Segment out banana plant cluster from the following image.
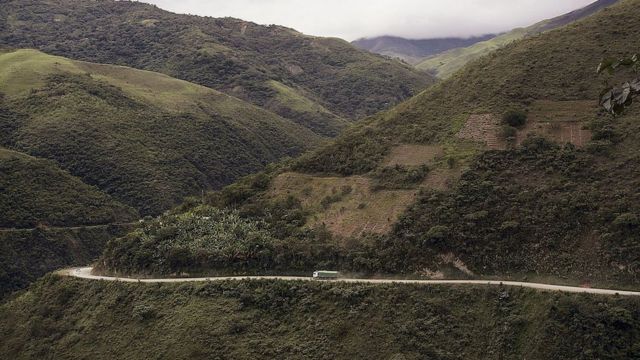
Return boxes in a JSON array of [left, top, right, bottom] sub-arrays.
[[598, 54, 640, 115]]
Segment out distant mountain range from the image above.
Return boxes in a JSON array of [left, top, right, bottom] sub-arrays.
[[351, 34, 496, 64], [354, 0, 619, 77]]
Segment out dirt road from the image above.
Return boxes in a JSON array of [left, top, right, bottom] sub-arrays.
[[63, 267, 640, 297]]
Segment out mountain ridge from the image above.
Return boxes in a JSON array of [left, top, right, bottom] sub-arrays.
[[417, 0, 620, 77], [0, 0, 435, 134], [352, 34, 497, 64]]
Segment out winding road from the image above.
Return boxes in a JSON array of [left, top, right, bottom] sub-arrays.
[[63, 267, 640, 297]]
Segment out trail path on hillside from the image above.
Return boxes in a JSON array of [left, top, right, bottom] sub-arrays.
[[63, 267, 640, 297], [0, 223, 137, 233]]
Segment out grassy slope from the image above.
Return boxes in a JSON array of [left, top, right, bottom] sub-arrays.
[[1, 276, 640, 359], [0, 49, 320, 216], [0, 144, 138, 297], [416, 0, 619, 78], [416, 29, 527, 78], [0, 0, 434, 135], [0, 147, 137, 228], [266, 80, 350, 137], [298, 0, 639, 173]]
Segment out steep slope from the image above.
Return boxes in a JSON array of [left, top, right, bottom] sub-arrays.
[[0, 49, 320, 216], [352, 34, 496, 64], [0, 145, 138, 298], [0, 147, 137, 229], [2, 276, 640, 359], [417, 0, 619, 78], [288, 0, 640, 284], [0, 224, 134, 298], [0, 0, 434, 135], [101, 0, 640, 287]]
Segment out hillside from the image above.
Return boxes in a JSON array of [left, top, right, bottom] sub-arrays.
[[0, 0, 434, 135], [0, 49, 320, 216], [1, 276, 639, 359], [417, 0, 619, 78], [0, 145, 137, 297], [352, 34, 496, 64], [99, 0, 640, 288], [0, 225, 134, 298], [0, 147, 137, 229]]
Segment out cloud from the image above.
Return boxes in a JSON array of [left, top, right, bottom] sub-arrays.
[[143, 0, 597, 40]]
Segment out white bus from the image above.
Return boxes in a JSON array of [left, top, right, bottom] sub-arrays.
[[313, 271, 339, 279]]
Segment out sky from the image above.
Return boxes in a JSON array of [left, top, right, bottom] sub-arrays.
[[143, 0, 597, 41]]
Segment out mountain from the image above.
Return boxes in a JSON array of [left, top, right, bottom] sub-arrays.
[[99, 0, 640, 288], [0, 47, 324, 296], [0, 147, 137, 229], [352, 34, 496, 64], [3, 0, 640, 357], [0, 0, 435, 135], [0, 49, 320, 216], [0, 145, 137, 297], [417, 0, 620, 78]]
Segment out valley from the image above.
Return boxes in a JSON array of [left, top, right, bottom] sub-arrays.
[[1, 0, 640, 358]]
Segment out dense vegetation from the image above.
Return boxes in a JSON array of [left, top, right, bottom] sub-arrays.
[[0, 224, 133, 298], [100, 206, 280, 275], [2, 277, 640, 359], [0, 148, 137, 228], [391, 136, 640, 284], [0, 0, 434, 135], [0, 50, 319, 216]]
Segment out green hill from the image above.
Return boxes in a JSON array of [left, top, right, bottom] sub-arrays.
[[0, 145, 138, 297], [0, 0, 434, 136], [416, 0, 619, 78], [2, 276, 640, 359], [0, 49, 320, 216], [100, 0, 640, 287], [0, 147, 137, 229]]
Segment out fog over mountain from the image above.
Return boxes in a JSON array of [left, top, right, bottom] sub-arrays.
[[145, 0, 595, 40]]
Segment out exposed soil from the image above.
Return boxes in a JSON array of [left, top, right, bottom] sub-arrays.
[[456, 114, 504, 150], [269, 172, 416, 238], [384, 144, 444, 166]]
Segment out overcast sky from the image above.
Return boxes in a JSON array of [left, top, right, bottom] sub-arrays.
[[144, 0, 596, 41]]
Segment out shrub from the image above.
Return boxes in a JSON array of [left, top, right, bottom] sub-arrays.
[[132, 304, 156, 321], [613, 213, 639, 228], [425, 226, 449, 244], [501, 125, 518, 140], [372, 165, 429, 190], [502, 110, 528, 128]]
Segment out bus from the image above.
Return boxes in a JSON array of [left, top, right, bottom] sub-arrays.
[[313, 271, 340, 279]]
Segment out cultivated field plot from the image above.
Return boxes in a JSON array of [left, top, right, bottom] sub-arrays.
[[516, 100, 596, 147], [456, 114, 504, 149], [269, 172, 417, 238], [384, 144, 444, 166]]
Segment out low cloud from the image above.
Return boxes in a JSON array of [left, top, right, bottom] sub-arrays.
[[144, 0, 597, 41]]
